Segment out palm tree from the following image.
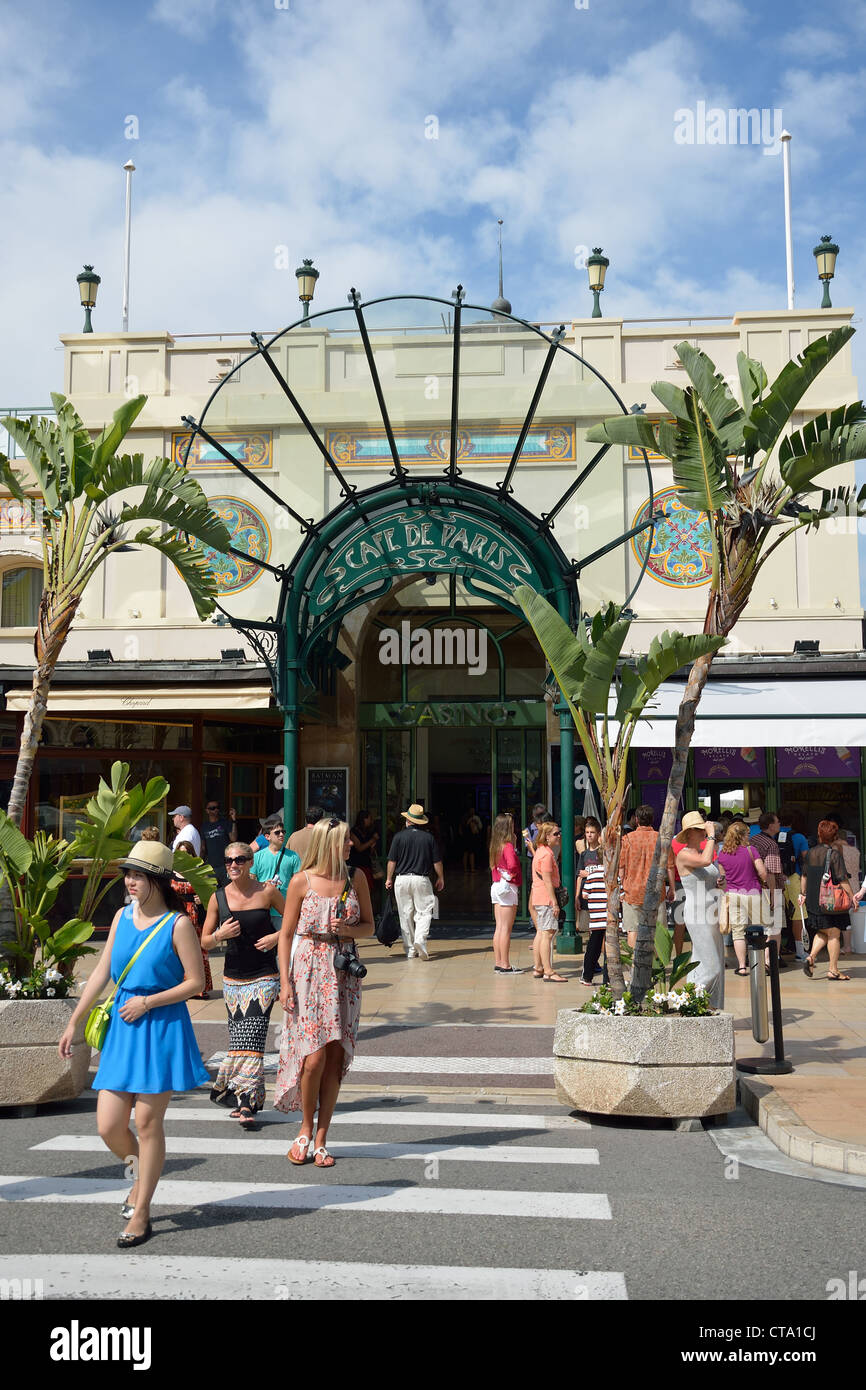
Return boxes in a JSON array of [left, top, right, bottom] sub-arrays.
[[585, 328, 866, 1000], [0, 393, 232, 826], [514, 589, 723, 995]]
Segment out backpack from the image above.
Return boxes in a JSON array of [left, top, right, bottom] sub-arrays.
[[776, 829, 797, 878]]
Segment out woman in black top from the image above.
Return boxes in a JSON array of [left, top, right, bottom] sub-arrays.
[[348, 809, 379, 895], [797, 819, 853, 981], [201, 841, 286, 1125]]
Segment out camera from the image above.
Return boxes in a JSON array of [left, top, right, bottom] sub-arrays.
[[333, 942, 367, 978]]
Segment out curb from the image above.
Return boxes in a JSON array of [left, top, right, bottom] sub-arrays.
[[739, 1076, 866, 1177]]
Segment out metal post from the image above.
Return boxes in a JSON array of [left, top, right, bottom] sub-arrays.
[[557, 707, 577, 952], [282, 660, 300, 832], [738, 930, 794, 1074], [121, 161, 135, 332], [781, 131, 794, 310]]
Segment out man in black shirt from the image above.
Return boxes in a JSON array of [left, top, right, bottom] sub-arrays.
[[386, 803, 444, 960], [201, 800, 237, 886]]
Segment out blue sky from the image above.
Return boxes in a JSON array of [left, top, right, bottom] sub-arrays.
[[2, 0, 865, 404]]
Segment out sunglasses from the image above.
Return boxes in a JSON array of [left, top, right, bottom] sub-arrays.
[[270, 827, 284, 834], [328, 817, 340, 829], [206, 805, 219, 811], [225, 855, 252, 865]]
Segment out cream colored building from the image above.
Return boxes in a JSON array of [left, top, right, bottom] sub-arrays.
[[1, 301, 863, 918]]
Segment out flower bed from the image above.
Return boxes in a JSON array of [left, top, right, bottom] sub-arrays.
[[580, 981, 714, 1017]]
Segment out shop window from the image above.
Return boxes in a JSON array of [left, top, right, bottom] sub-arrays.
[[42, 718, 192, 751], [1, 566, 42, 628], [36, 756, 191, 839], [203, 721, 281, 754], [0, 715, 17, 751], [502, 630, 546, 697]]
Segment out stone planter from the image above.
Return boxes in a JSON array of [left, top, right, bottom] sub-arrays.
[[553, 1009, 736, 1119], [0, 999, 92, 1107]]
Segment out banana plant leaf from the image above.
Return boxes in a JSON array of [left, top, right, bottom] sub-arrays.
[[654, 918, 672, 969], [777, 403, 866, 495], [578, 620, 632, 713], [743, 326, 854, 457], [675, 343, 744, 438], [737, 351, 768, 414], [670, 952, 699, 988], [0, 813, 34, 876], [584, 414, 662, 453], [670, 394, 732, 511], [48, 918, 95, 954], [172, 852, 218, 907]]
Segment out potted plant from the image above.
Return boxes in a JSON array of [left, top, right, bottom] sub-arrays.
[[552, 922, 735, 1119], [0, 762, 216, 1107]]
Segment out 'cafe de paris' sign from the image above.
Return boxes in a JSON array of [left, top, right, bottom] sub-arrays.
[[307, 506, 544, 615]]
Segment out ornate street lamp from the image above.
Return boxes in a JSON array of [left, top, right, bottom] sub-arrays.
[[76, 264, 101, 333], [587, 247, 609, 318], [295, 258, 320, 321], [813, 235, 839, 309]]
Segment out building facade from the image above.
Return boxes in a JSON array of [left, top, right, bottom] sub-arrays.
[[1, 301, 862, 924]]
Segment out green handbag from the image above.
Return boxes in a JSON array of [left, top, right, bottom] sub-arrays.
[[84, 913, 173, 1050]]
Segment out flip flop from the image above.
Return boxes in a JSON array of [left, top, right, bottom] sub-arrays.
[[543, 973, 568, 983], [827, 972, 851, 981], [803, 959, 814, 978], [287, 1135, 312, 1164], [313, 1146, 335, 1167], [734, 968, 749, 976]]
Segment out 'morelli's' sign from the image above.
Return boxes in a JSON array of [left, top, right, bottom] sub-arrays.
[[308, 507, 540, 614]]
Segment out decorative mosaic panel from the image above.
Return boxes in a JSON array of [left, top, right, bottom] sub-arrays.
[[172, 430, 272, 471], [188, 497, 271, 594], [630, 485, 713, 588], [325, 422, 576, 467]]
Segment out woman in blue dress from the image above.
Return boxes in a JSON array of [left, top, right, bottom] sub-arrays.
[[58, 841, 209, 1248]]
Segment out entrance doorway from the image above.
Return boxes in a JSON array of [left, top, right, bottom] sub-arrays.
[[428, 726, 492, 919]]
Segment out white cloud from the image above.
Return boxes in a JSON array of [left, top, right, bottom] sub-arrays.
[[150, 0, 228, 41], [688, 0, 749, 34], [779, 26, 847, 62]]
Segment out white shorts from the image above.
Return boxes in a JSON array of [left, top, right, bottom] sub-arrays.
[[491, 880, 519, 907]]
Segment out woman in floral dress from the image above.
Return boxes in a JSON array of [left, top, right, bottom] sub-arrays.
[[274, 819, 374, 1168]]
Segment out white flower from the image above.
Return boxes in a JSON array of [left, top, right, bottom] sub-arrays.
[[46, 988, 56, 997], [613, 999, 626, 1016], [44, 968, 63, 984]]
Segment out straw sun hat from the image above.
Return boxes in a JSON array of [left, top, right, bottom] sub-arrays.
[[402, 803, 429, 825], [118, 841, 175, 878]]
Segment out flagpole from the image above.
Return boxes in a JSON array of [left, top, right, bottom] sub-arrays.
[[780, 131, 794, 310], [122, 160, 135, 332]]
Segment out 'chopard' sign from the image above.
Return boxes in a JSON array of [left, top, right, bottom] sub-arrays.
[[307, 507, 540, 614]]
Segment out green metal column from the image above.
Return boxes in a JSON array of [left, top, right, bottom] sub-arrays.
[[766, 746, 777, 813], [281, 658, 301, 833], [557, 703, 578, 953]]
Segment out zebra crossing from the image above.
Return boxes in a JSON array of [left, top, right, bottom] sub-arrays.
[[0, 1095, 628, 1299]]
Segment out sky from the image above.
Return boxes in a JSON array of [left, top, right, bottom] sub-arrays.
[[1, 0, 865, 406]]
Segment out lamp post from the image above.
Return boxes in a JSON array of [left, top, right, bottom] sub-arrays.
[[813, 235, 839, 309], [587, 247, 609, 318], [76, 265, 101, 333], [295, 258, 320, 321]]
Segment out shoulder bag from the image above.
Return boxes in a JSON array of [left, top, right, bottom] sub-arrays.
[[84, 912, 173, 1051], [818, 849, 853, 914]]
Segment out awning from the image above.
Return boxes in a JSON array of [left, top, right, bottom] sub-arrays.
[[4, 684, 274, 713], [615, 679, 866, 748]]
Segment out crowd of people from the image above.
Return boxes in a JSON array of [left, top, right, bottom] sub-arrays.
[[56, 793, 859, 1251]]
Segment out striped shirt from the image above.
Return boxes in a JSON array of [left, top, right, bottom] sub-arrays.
[[582, 863, 610, 930]]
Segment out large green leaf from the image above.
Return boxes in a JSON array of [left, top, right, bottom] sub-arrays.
[[87, 454, 231, 548], [737, 351, 768, 413], [115, 490, 231, 550], [47, 918, 96, 954], [1, 415, 62, 508], [743, 327, 855, 457], [172, 852, 218, 907], [0, 811, 34, 877], [578, 620, 631, 713], [513, 587, 587, 722], [128, 531, 220, 620], [651, 381, 691, 424], [670, 391, 731, 511], [635, 631, 726, 699], [670, 952, 699, 987], [51, 395, 94, 499], [654, 918, 672, 968], [675, 342, 744, 436], [584, 414, 663, 453], [89, 394, 148, 475], [777, 403, 866, 495]]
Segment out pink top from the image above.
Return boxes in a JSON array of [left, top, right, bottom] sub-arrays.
[[530, 844, 560, 906], [492, 842, 522, 887], [717, 844, 763, 894]]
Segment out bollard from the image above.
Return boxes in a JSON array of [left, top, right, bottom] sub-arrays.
[[737, 926, 794, 1076], [746, 925, 769, 1043]]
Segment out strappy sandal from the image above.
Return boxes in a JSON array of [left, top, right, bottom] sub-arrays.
[[543, 973, 568, 983], [287, 1134, 312, 1164], [231, 1104, 256, 1129], [827, 971, 851, 981], [532, 968, 545, 978], [313, 1146, 335, 1168]]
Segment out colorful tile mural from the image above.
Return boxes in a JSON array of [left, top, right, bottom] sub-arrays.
[[172, 431, 273, 471], [630, 485, 713, 588], [188, 497, 271, 594], [325, 423, 576, 468]]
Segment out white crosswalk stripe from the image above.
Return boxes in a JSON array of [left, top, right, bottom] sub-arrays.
[[0, 1174, 611, 1219], [0, 1254, 628, 1301], [3, 1098, 626, 1297], [205, 1052, 555, 1075], [33, 1135, 601, 1165]]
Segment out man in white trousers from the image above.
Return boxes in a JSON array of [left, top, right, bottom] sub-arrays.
[[385, 803, 445, 959]]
